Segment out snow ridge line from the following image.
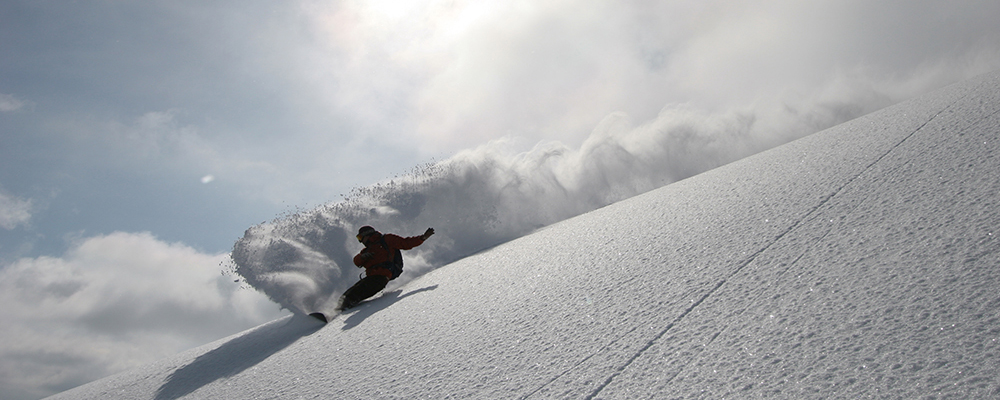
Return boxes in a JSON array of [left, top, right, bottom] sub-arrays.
[[527, 195, 826, 399], [580, 98, 960, 399], [653, 228, 834, 389], [582, 246, 768, 400]]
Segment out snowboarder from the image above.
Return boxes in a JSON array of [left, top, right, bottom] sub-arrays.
[[338, 225, 435, 310]]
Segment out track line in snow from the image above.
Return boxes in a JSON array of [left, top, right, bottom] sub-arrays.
[[581, 96, 964, 399], [582, 247, 768, 399], [651, 227, 837, 389]]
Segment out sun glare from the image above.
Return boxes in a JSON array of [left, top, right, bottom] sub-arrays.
[[329, 0, 498, 51], [362, 0, 423, 25]]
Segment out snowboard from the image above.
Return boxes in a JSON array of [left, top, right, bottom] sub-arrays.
[[306, 297, 365, 323], [308, 312, 328, 323]]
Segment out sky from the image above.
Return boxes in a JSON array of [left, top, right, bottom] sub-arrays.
[[44, 69, 1000, 399], [2, 0, 1000, 399]]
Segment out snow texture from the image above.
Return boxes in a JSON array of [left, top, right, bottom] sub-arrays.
[[49, 71, 1000, 399]]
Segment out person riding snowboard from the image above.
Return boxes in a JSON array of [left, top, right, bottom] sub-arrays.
[[339, 225, 435, 310]]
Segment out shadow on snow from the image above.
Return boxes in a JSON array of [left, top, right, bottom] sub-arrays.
[[154, 314, 324, 400], [341, 285, 439, 331], [153, 284, 438, 399]]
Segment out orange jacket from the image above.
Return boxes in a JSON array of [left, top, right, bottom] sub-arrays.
[[353, 232, 426, 278]]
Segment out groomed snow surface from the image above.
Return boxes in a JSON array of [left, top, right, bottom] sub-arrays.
[[50, 71, 1000, 399]]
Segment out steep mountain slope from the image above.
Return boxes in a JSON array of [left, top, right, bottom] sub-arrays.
[[50, 70, 1000, 399]]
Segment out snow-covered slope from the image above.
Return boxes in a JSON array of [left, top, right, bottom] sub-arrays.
[[49, 71, 1000, 399]]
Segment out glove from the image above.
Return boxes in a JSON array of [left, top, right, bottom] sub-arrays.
[[359, 252, 374, 261], [422, 228, 435, 240]]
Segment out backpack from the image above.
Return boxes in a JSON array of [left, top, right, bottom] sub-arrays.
[[376, 236, 404, 280]]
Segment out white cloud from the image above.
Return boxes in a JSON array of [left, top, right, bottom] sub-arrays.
[[0, 190, 33, 230], [293, 0, 1000, 158], [0, 232, 287, 400], [0, 93, 29, 112]]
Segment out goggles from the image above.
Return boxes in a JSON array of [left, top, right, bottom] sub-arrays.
[[357, 232, 374, 242]]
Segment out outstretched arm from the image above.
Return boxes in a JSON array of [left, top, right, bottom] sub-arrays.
[[385, 228, 435, 250]]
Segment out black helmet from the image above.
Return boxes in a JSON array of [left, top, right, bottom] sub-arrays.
[[356, 226, 377, 242]]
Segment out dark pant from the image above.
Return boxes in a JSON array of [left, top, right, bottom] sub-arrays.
[[341, 275, 389, 308]]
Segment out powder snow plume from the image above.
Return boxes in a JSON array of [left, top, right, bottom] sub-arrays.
[[229, 73, 959, 314]]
